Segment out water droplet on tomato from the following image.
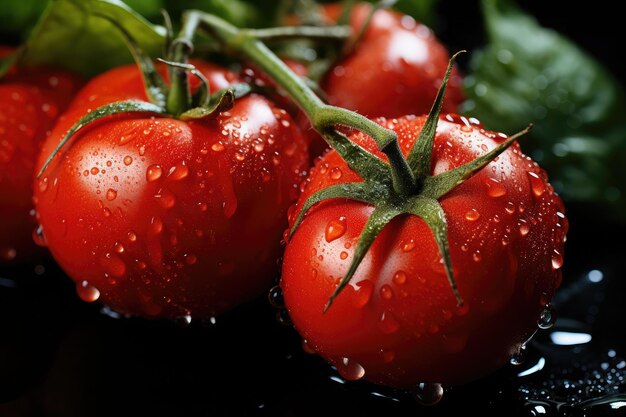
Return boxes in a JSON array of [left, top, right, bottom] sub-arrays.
[[212, 143, 225, 152], [167, 162, 189, 181], [106, 189, 117, 201], [337, 357, 365, 381], [510, 345, 527, 365], [393, 270, 407, 285], [38, 177, 49, 193], [127, 231, 137, 242], [329, 167, 342, 180], [176, 315, 192, 327], [146, 165, 162, 182], [268, 285, 284, 308], [501, 235, 510, 246], [402, 239, 416, 252], [340, 251, 348, 260], [325, 216, 347, 242], [472, 251, 482, 262], [412, 383, 444, 406], [465, 209, 481, 221], [123, 156, 133, 166], [505, 201, 516, 214], [527, 171, 546, 197], [150, 216, 163, 235], [302, 339, 315, 354], [551, 249, 563, 270], [32, 225, 47, 247], [378, 311, 400, 334], [485, 177, 507, 197], [538, 303, 556, 330], [101, 253, 126, 277], [76, 280, 100, 302], [276, 308, 292, 326], [380, 284, 394, 300], [154, 190, 176, 209], [114, 242, 125, 254], [354, 280, 373, 308], [519, 221, 530, 237]]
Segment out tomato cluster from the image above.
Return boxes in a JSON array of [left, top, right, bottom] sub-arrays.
[[0, 1, 567, 391]]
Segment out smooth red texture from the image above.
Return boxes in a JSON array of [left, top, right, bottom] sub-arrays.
[[281, 114, 567, 387], [34, 62, 309, 318], [0, 47, 82, 263]]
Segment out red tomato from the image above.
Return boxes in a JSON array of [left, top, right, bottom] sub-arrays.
[[281, 114, 567, 387], [0, 47, 82, 263], [322, 3, 464, 117], [34, 61, 309, 319]]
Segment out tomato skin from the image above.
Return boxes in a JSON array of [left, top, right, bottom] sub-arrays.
[[34, 62, 309, 318], [0, 47, 82, 263], [281, 115, 567, 386]]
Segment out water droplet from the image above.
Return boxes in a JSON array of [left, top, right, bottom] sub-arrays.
[[167, 162, 189, 181], [528, 171, 546, 197], [329, 167, 342, 180], [211, 143, 225, 152], [268, 285, 284, 308], [154, 190, 176, 209], [485, 177, 507, 197], [127, 231, 137, 242], [114, 242, 125, 254], [505, 201, 516, 214], [538, 304, 556, 330], [337, 357, 365, 381], [254, 142, 265, 152], [106, 189, 117, 201], [325, 217, 347, 242], [380, 284, 394, 300], [465, 208, 481, 221], [32, 225, 47, 247], [38, 177, 49, 193], [519, 220, 530, 237], [412, 382, 444, 406], [501, 235, 510, 246], [402, 239, 416, 252], [123, 156, 133, 166], [340, 251, 348, 260], [176, 315, 192, 327], [378, 311, 400, 334], [354, 280, 373, 308], [302, 339, 315, 354], [510, 345, 527, 365], [146, 165, 162, 182], [76, 280, 100, 302], [393, 270, 407, 285], [150, 216, 163, 235], [472, 251, 482, 262], [101, 253, 126, 277], [275, 308, 292, 326], [551, 249, 563, 270]]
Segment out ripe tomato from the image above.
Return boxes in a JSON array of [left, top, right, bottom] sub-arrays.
[[34, 61, 309, 319], [281, 114, 567, 387], [0, 47, 82, 263], [322, 3, 464, 117]]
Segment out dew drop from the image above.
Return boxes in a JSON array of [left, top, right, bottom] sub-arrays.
[[337, 357, 365, 381], [393, 270, 407, 285], [154, 190, 176, 209], [510, 345, 527, 365], [176, 315, 192, 327], [528, 171, 546, 197], [146, 165, 162, 182], [106, 189, 117, 201], [325, 216, 347, 242], [38, 177, 49, 193], [412, 383, 444, 406], [380, 284, 394, 300], [101, 253, 126, 278], [340, 251, 348, 260], [551, 249, 563, 270], [472, 251, 482, 262], [32, 225, 47, 247], [402, 239, 416, 252], [538, 303, 556, 330], [505, 201, 516, 214], [268, 285, 284, 308], [123, 156, 133, 166], [354, 280, 373, 308], [76, 280, 100, 302], [378, 311, 400, 334], [329, 167, 343, 180], [127, 231, 137, 242], [150, 216, 163, 235], [465, 208, 481, 221], [302, 339, 315, 354], [167, 162, 189, 181], [485, 177, 507, 197], [519, 221, 530, 237], [211, 143, 225, 152]]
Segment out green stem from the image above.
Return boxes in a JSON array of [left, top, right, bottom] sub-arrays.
[[193, 11, 415, 195], [166, 11, 201, 115], [250, 25, 351, 42]]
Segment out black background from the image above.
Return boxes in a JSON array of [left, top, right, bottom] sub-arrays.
[[1, 1, 625, 416]]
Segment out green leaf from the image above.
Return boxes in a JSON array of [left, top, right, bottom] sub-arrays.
[[463, 0, 626, 220], [0, 0, 48, 37], [19, 0, 166, 77], [167, 0, 261, 27]]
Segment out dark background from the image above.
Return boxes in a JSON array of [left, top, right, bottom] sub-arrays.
[[1, 1, 625, 416]]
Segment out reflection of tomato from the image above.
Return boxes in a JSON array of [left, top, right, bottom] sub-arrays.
[[34, 61, 309, 319], [0, 46, 82, 263], [282, 114, 567, 387]]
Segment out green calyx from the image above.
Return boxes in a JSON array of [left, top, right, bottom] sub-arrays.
[[289, 52, 532, 312]]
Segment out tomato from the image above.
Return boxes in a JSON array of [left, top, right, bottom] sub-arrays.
[[322, 3, 464, 118], [0, 47, 82, 263], [34, 61, 309, 319], [281, 114, 567, 387]]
